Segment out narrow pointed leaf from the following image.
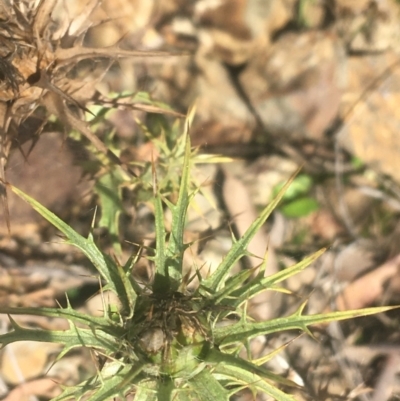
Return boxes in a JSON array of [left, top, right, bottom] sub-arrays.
[[0, 323, 119, 354], [202, 172, 299, 293], [0, 306, 124, 337], [165, 132, 192, 287], [95, 171, 124, 257], [214, 305, 398, 346], [51, 379, 94, 401], [213, 363, 297, 401], [211, 269, 254, 305], [253, 336, 300, 366], [231, 248, 326, 304], [204, 348, 297, 389], [8, 184, 132, 315], [153, 162, 168, 291], [116, 263, 137, 318], [53, 364, 137, 401]]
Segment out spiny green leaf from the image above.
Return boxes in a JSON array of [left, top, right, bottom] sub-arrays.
[[116, 263, 137, 318], [8, 186, 106, 280], [211, 268, 254, 305], [153, 159, 168, 291], [231, 248, 326, 304], [164, 125, 192, 289], [201, 171, 299, 294], [123, 253, 145, 294], [0, 305, 124, 337], [213, 362, 297, 401], [254, 336, 300, 368], [204, 348, 297, 390], [51, 380, 93, 401], [0, 319, 119, 354], [52, 363, 136, 401], [214, 304, 399, 346], [95, 170, 124, 256], [8, 184, 133, 317]]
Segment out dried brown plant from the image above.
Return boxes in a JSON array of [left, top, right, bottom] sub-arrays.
[[0, 0, 172, 230]]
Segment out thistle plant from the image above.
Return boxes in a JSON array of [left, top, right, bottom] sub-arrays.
[[0, 114, 396, 400]]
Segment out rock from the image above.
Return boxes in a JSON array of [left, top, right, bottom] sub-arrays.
[[195, 0, 295, 65], [338, 51, 400, 182], [240, 30, 346, 140], [193, 54, 256, 145]]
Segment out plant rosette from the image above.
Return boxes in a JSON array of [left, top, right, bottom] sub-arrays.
[[0, 110, 397, 401]]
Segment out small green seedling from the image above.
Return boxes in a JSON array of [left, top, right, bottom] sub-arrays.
[[272, 174, 319, 218]]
